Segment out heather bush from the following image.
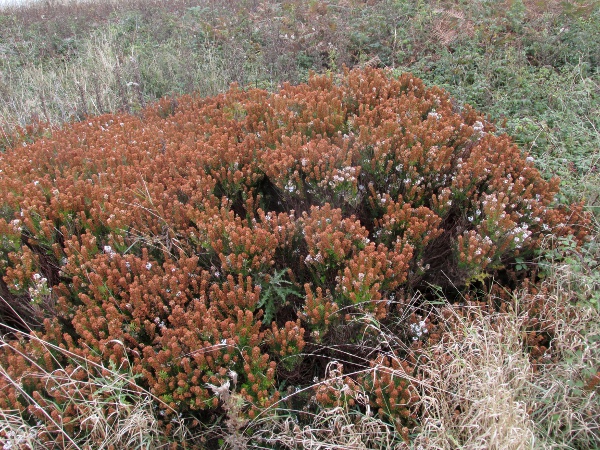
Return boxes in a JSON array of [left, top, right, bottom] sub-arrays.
[[0, 68, 589, 444], [2, 1, 598, 214]]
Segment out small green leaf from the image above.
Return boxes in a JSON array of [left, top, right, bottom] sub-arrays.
[[256, 269, 302, 323]]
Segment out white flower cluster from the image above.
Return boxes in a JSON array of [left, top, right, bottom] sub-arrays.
[[473, 120, 485, 135], [10, 219, 22, 232], [304, 252, 324, 265], [153, 316, 166, 330], [29, 273, 51, 305], [511, 223, 531, 248], [410, 320, 428, 341], [320, 166, 357, 190], [285, 179, 296, 193], [403, 175, 424, 186]]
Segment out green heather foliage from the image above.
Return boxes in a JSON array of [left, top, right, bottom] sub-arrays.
[[0, 68, 590, 445]]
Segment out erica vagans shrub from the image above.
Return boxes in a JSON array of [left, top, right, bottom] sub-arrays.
[[0, 68, 588, 439]]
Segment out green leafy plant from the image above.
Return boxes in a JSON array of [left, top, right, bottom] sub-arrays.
[[256, 269, 302, 324], [538, 233, 600, 310]]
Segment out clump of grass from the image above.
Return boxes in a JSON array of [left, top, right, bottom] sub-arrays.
[[414, 306, 537, 449], [251, 405, 405, 449], [411, 272, 600, 449], [528, 232, 600, 448]]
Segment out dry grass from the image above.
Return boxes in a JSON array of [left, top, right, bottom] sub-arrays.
[[0, 27, 229, 129], [0, 0, 240, 131], [532, 305, 600, 449], [0, 395, 166, 450], [411, 281, 600, 449], [0, 324, 194, 449], [0, 25, 122, 127], [527, 237, 600, 448], [432, 8, 475, 47], [251, 407, 404, 449], [414, 307, 537, 449]]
